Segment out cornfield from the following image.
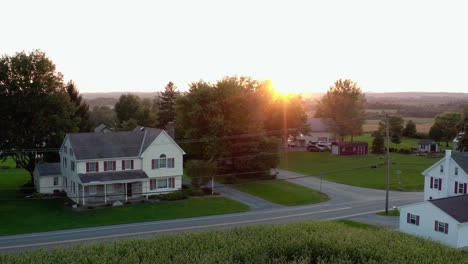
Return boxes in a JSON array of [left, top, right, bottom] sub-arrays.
[[1, 221, 467, 264]]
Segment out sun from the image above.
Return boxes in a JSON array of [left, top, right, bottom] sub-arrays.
[[264, 79, 302, 98]]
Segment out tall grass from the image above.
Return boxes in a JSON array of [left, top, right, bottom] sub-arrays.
[[2, 221, 467, 264]]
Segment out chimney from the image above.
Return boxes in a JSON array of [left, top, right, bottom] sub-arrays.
[[444, 150, 451, 179], [445, 150, 452, 158], [166, 121, 175, 139]]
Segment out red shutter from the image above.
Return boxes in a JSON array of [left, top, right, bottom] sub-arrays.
[[113, 161, 116, 171], [455, 182, 458, 194], [131, 160, 134, 169], [416, 215, 420, 226], [430, 177, 433, 189], [407, 213, 410, 223], [172, 177, 175, 188], [465, 183, 467, 194], [150, 179, 154, 190], [439, 179, 442, 191], [152, 159, 155, 169], [122, 160, 125, 170], [86, 163, 90, 172], [104, 161, 108, 171], [445, 223, 449, 234], [96, 162, 99, 172], [435, 220, 439, 231]]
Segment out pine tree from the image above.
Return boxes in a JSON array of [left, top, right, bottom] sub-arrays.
[[371, 131, 385, 154], [66, 81, 93, 132], [158, 82, 180, 128]]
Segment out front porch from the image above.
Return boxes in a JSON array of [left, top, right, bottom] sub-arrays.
[[80, 181, 145, 206]]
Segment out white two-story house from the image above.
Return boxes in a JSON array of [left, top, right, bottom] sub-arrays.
[[37, 126, 185, 206], [400, 150, 468, 248]]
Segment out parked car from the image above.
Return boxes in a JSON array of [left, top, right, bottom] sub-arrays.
[[307, 145, 326, 152], [287, 141, 296, 148], [316, 143, 331, 151]]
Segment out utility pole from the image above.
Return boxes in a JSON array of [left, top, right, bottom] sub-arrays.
[[385, 114, 390, 214]]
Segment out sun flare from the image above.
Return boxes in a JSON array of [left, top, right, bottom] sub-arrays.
[[264, 79, 302, 98]]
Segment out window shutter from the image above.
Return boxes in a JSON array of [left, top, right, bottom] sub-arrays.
[[104, 161, 108, 171], [172, 158, 175, 168], [445, 223, 449, 234], [151, 159, 155, 169], [150, 179, 154, 190], [455, 182, 458, 194], [407, 213, 410, 223], [113, 161, 116, 171], [131, 160, 134, 169], [96, 163, 99, 172], [172, 177, 175, 188], [465, 183, 467, 194], [122, 160, 125, 170], [416, 215, 420, 226], [435, 220, 439, 231], [439, 179, 442, 191], [430, 177, 433, 189], [86, 163, 90, 172]]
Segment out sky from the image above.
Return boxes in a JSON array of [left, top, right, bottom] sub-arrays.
[[2, 0, 468, 94]]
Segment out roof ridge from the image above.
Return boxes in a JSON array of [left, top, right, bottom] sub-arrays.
[[138, 130, 148, 156]]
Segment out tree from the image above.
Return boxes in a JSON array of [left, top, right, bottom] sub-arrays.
[[371, 131, 385, 154], [429, 125, 444, 143], [0, 50, 79, 181], [459, 131, 468, 152], [66, 81, 93, 132], [89, 106, 117, 127], [379, 115, 404, 147], [114, 94, 157, 129], [158, 82, 180, 128], [402, 120, 417, 138], [175, 76, 280, 178], [185, 160, 216, 189], [430, 112, 461, 147], [315, 79, 366, 141]]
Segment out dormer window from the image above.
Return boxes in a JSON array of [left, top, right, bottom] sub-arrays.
[[440, 165, 444, 173]]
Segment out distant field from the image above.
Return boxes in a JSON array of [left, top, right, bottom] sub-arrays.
[[363, 117, 433, 133]]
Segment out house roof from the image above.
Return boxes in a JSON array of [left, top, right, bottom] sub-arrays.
[[67, 129, 163, 160], [452, 153, 468, 175], [35, 163, 61, 176], [430, 195, 468, 223], [418, 139, 436, 145], [308, 118, 333, 132], [94, 123, 111, 133], [78, 170, 149, 184]]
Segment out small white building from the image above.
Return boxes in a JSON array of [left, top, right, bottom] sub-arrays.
[[295, 118, 335, 147], [400, 150, 468, 248], [33, 163, 62, 194], [418, 139, 439, 153]]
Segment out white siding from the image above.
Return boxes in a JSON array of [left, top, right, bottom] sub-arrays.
[[457, 224, 468, 248], [37, 176, 62, 194], [400, 202, 460, 248]]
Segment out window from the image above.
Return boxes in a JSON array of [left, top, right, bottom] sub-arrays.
[[72, 181, 76, 193], [455, 168, 459, 176], [87, 162, 98, 172], [440, 165, 444, 173], [406, 213, 420, 226], [89, 185, 97, 195], [107, 184, 114, 193], [71, 161, 75, 172], [157, 178, 168, 188], [63, 157, 67, 168], [123, 160, 133, 170], [65, 177, 68, 188], [159, 154, 167, 168], [104, 161, 116, 171], [435, 220, 448, 234], [431, 177, 442, 190], [53, 177, 59, 186], [459, 183, 465, 194], [455, 181, 467, 194]]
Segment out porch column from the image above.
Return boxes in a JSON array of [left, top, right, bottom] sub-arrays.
[[104, 184, 107, 204], [146, 180, 149, 200], [125, 182, 128, 202], [82, 185, 85, 206]]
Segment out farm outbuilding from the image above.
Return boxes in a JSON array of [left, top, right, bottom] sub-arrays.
[[331, 141, 368, 156], [418, 139, 439, 153]]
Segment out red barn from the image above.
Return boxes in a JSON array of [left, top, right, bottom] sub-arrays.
[[331, 141, 368, 156]]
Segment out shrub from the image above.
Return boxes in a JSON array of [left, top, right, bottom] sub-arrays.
[[157, 191, 187, 201], [188, 188, 205, 197], [27, 192, 48, 199], [398, 148, 412, 154]]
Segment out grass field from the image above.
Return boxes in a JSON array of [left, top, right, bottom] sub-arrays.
[[278, 152, 436, 191], [363, 117, 433, 133], [233, 180, 328, 206], [346, 132, 453, 150], [377, 209, 400, 217], [0, 159, 249, 236], [2, 221, 467, 263]]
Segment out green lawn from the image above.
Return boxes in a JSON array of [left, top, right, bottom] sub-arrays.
[[279, 152, 436, 191], [349, 133, 452, 150], [0, 159, 249, 236], [233, 180, 328, 206], [376, 209, 400, 217]]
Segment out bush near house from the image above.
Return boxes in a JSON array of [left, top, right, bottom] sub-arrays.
[[2, 221, 467, 263]]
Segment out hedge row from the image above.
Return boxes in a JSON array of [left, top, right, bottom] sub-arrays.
[[2, 221, 467, 263]]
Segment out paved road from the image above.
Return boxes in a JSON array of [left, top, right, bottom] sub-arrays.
[[212, 181, 283, 210], [0, 170, 423, 252]]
